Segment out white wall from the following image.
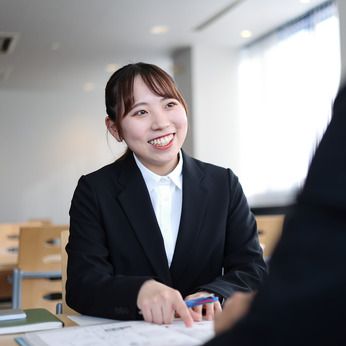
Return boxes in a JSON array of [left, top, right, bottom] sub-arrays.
[[0, 87, 120, 223], [191, 45, 241, 172], [172, 44, 242, 177], [172, 48, 194, 156], [0, 57, 171, 224]]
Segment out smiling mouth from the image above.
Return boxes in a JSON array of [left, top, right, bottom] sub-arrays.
[[148, 133, 174, 147]]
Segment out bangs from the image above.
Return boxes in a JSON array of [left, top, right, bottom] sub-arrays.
[[105, 62, 188, 126], [121, 66, 188, 117], [141, 72, 183, 105]]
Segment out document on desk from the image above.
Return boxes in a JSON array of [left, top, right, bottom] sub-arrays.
[[15, 319, 215, 346], [67, 314, 116, 326]]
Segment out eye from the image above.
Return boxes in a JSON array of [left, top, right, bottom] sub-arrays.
[[166, 101, 178, 108], [132, 109, 147, 116]]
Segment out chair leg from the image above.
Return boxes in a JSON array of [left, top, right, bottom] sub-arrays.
[[12, 268, 22, 309], [56, 302, 63, 314]]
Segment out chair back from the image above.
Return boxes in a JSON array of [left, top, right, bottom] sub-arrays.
[[0, 221, 53, 268], [0, 224, 20, 267], [18, 225, 66, 272], [0, 224, 20, 302], [14, 225, 68, 313], [256, 215, 285, 260], [26, 219, 52, 225]]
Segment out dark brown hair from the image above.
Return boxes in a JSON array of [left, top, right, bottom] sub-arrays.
[[105, 62, 188, 139]]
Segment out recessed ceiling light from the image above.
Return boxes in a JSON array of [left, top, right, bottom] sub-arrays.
[[83, 82, 95, 92], [150, 25, 169, 35], [105, 64, 119, 73], [240, 30, 252, 39]]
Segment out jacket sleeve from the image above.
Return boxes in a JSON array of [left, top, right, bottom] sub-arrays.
[[66, 176, 151, 320], [197, 169, 267, 299]]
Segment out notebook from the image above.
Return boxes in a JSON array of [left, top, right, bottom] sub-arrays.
[[0, 308, 63, 335], [0, 309, 26, 321]]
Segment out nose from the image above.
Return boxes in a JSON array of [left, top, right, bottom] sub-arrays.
[[151, 108, 170, 130]]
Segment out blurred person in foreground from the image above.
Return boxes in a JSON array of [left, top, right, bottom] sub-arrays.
[[204, 81, 346, 346]]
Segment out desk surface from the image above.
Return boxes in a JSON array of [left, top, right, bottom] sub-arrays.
[[0, 314, 76, 346], [0, 316, 215, 346]]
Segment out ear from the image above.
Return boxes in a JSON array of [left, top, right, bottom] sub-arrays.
[[105, 116, 122, 142]]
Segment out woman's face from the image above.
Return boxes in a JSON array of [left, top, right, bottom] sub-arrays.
[[112, 75, 188, 175]]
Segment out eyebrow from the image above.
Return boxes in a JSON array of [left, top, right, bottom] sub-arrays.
[[131, 102, 148, 109], [131, 97, 173, 110]]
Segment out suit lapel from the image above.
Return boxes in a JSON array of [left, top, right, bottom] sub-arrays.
[[115, 155, 172, 285], [170, 153, 209, 283]]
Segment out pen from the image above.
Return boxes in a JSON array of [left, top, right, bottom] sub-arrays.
[[185, 295, 219, 308]]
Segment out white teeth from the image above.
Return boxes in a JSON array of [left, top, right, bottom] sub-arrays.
[[149, 134, 174, 146]]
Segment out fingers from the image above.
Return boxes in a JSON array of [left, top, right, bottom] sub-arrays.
[[174, 298, 194, 327], [204, 303, 213, 321], [151, 305, 174, 325], [150, 304, 163, 324], [137, 280, 193, 326], [184, 291, 222, 321], [161, 303, 175, 325], [139, 300, 152, 323], [137, 283, 225, 326], [142, 304, 175, 325], [191, 305, 203, 321]]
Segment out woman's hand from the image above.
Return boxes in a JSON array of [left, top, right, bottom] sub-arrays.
[[214, 291, 255, 334], [184, 291, 222, 322], [137, 280, 193, 327]]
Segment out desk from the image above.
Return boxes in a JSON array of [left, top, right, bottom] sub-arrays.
[[0, 314, 76, 346]]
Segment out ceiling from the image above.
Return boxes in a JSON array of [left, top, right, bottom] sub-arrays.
[[0, 0, 328, 91]]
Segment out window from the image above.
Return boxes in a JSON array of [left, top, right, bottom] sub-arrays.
[[238, 1, 340, 206]]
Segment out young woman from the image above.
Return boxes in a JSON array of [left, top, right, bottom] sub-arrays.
[[66, 62, 266, 326]]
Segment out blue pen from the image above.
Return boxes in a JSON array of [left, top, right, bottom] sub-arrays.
[[185, 295, 218, 308]]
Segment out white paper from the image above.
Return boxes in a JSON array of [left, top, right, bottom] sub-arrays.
[[23, 319, 215, 346], [67, 314, 117, 326]]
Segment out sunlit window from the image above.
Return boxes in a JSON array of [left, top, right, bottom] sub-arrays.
[[238, 1, 340, 206]]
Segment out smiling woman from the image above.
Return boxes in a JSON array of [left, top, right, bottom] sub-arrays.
[[66, 62, 267, 326], [106, 73, 188, 175]]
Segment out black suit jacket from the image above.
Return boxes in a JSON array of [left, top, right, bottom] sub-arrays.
[[204, 84, 346, 346], [66, 151, 266, 320]]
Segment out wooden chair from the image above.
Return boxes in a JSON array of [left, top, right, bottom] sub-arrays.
[[0, 224, 20, 302], [56, 229, 77, 315], [256, 215, 285, 261], [0, 221, 55, 304], [12, 225, 68, 313], [26, 218, 52, 226]]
